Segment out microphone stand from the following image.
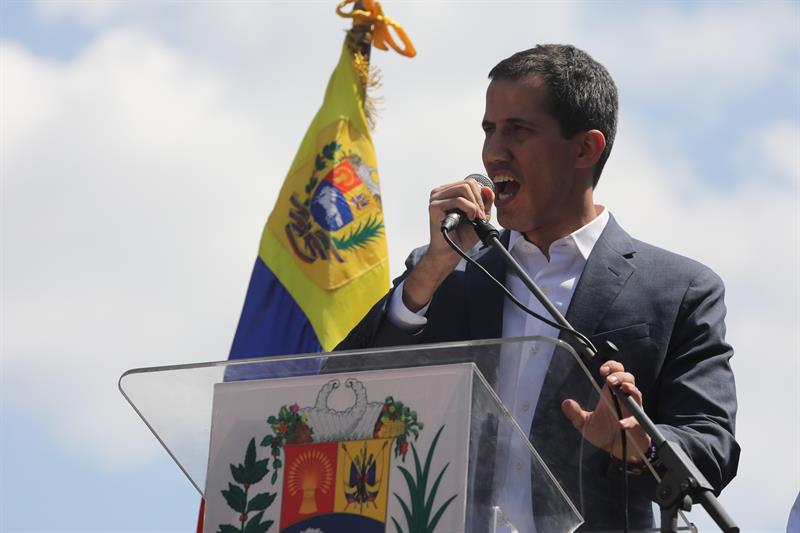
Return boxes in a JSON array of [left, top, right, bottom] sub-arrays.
[[469, 219, 739, 533]]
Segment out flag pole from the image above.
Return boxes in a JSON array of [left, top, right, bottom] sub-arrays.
[[348, 1, 374, 60]]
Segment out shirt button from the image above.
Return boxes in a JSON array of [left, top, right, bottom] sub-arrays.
[[516, 462, 524, 471], [522, 402, 531, 412], [531, 343, 539, 354], [542, 287, 549, 296]]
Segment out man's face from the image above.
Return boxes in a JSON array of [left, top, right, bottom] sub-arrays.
[[482, 75, 587, 237]]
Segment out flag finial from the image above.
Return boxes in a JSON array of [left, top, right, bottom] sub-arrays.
[[337, 0, 417, 58]]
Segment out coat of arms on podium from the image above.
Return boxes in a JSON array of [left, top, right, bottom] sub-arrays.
[[203, 365, 472, 533]]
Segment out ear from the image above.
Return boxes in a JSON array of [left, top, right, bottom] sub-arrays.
[[574, 129, 606, 171]]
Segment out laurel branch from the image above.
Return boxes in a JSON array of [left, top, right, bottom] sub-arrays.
[[332, 215, 384, 251], [217, 438, 276, 533]]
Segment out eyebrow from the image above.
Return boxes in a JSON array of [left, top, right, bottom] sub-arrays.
[[482, 117, 537, 129], [507, 117, 537, 127]]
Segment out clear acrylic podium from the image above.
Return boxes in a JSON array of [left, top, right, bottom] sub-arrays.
[[120, 336, 652, 532]]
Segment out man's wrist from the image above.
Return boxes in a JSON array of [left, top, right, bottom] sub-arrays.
[[608, 443, 660, 477], [611, 431, 653, 463], [386, 280, 430, 331], [402, 252, 455, 311]]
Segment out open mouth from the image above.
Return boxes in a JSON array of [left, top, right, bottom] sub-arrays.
[[492, 175, 520, 205]]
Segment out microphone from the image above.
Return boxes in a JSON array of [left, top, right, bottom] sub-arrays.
[[441, 173, 495, 232]]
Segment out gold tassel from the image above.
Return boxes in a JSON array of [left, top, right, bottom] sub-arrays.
[[351, 51, 382, 130], [340, 0, 415, 129]]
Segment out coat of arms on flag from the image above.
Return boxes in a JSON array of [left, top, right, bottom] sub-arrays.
[[272, 139, 385, 291], [203, 365, 473, 533]]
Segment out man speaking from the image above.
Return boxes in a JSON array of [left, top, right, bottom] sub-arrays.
[[338, 44, 739, 531]]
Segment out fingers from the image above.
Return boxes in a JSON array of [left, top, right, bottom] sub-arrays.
[[618, 380, 643, 404], [561, 398, 590, 431], [429, 180, 492, 222], [460, 177, 491, 215], [618, 414, 641, 431], [565, 360, 652, 459], [480, 184, 495, 213], [598, 360, 645, 421], [600, 361, 638, 397], [429, 196, 483, 223], [605, 370, 635, 388], [599, 360, 625, 377], [430, 185, 482, 220]]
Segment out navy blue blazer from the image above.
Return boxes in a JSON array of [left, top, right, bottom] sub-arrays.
[[337, 215, 740, 530]]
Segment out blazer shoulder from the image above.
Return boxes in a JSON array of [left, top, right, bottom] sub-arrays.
[[630, 238, 724, 287], [602, 215, 724, 289]]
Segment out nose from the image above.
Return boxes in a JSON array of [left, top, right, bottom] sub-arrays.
[[482, 130, 512, 169]]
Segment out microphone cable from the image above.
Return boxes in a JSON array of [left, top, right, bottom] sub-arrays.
[[440, 226, 597, 352]]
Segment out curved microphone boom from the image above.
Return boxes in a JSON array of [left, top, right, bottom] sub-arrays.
[[441, 174, 495, 232]]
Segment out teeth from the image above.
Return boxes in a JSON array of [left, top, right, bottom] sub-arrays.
[[492, 175, 516, 184]]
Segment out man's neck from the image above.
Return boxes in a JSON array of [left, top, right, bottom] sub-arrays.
[[522, 204, 602, 259]]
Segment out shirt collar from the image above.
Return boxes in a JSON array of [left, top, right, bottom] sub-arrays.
[[507, 206, 610, 261]]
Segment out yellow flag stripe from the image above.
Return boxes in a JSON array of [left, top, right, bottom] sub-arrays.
[[284, 45, 373, 180]]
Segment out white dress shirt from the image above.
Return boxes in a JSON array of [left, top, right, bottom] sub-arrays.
[[387, 207, 609, 531]]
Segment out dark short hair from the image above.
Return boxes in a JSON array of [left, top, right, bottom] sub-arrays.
[[488, 44, 618, 186]]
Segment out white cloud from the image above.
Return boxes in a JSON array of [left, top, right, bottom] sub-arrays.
[[2, 32, 285, 468], [595, 2, 798, 93], [757, 121, 800, 185], [37, 1, 797, 110], [36, 0, 127, 26]]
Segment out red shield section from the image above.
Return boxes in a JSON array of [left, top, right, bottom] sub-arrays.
[[280, 442, 338, 529], [324, 160, 363, 193]]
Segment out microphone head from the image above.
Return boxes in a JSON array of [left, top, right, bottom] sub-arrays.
[[465, 173, 494, 192]]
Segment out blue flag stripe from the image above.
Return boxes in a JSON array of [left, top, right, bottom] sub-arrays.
[[229, 258, 322, 359]]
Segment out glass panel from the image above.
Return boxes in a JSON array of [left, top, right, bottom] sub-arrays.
[[120, 336, 661, 531]]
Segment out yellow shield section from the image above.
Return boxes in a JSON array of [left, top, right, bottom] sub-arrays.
[[334, 438, 393, 523]]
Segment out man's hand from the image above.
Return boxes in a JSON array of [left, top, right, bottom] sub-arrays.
[[561, 360, 652, 462], [401, 179, 494, 312]]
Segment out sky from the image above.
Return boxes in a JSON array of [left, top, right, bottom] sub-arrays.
[[1, 0, 798, 531]]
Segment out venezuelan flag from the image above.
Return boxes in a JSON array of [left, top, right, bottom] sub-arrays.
[[199, 6, 415, 530], [229, 42, 389, 360]]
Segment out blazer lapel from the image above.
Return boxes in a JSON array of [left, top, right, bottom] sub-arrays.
[[534, 216, 637, 424], [564, 216, 636, 344]]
